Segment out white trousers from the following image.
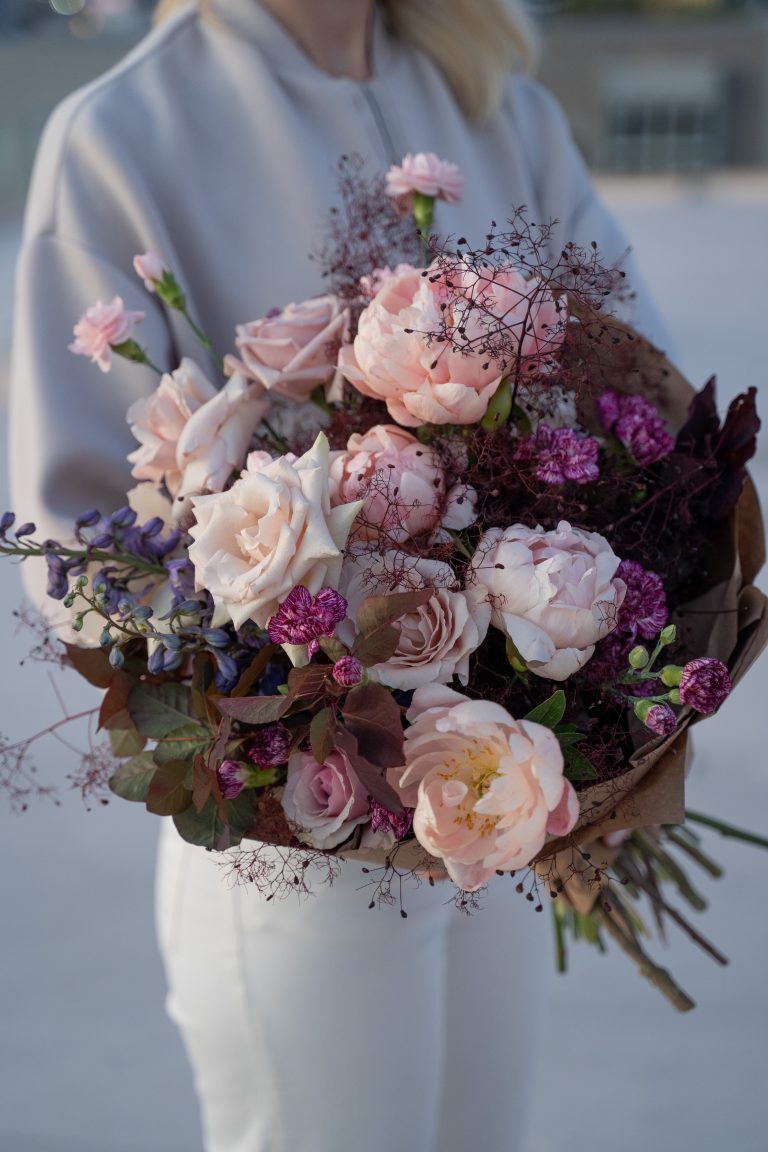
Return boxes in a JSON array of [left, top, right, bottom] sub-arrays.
[[155, 821, 549, 1152]]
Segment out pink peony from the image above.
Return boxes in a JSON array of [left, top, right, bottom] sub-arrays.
[[69, 296, 145, 373], [337, 551, 491, 691], [389, 685, 579, 890], [385, 153, 464, 206], [282, 748, 370, 850], [470, 521, 626, 681], [133, 251, 168, 292], [338, 264, 503, 426], [226, 295, 350, 403], [188, 433, 361, 629], [328, 424, 475, 543]]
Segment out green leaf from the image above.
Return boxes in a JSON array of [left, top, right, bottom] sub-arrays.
[[146, 760, 193, 816], [342, 684, 404, 768], [108, 724, 147, 758], [554, 731, 587, 748], [152, 724, 212, 767], [173, 791, 255, 850], [128, 682, 196, 738], [310, 707, 336, 764], [109, 753, 157, 803], [563, 745, 598, 781], [217, 694, 290, 725], [524, 690, 567, 730]]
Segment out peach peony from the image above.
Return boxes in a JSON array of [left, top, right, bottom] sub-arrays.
[[337, 551, 490, 691], [389, 685, 579, 890], [469, 521, 626, 681], [282, 748, 369, 850], [187, 433, 361, 629], [328, 424, 475, 543], [337, 264, 503, 426], [226, 295, 350, 403]]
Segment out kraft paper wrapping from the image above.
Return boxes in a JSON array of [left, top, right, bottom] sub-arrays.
[[253, 320, 768, 901]]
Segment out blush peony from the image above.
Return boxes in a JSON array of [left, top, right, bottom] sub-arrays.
[[282, 748, 370, 850], [389, 685, 579, 890], [328, 424, 475, 543], [187, 433, 361, 629], [469, 521, 626, 681], [337, 551, 491, 691], [337, 264, 503, 426], [226, 295, 350, 403]]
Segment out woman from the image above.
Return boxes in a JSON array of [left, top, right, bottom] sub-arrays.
[[9, 3, 663, 1149]]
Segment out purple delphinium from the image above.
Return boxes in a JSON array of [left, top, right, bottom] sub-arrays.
[[597, 388, 674, 466], [267, 585, 348, 656], [369, 799, 413, 841], [616, 559, 668, 640], [517, 424, 600, 485], [678, 658, 732, 713], [247, 724, 292, 768]]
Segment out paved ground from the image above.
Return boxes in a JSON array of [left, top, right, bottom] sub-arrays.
[[1, 175, 767, 1152]]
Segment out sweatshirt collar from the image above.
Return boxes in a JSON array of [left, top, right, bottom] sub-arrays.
[[210, 1, 396, 84]]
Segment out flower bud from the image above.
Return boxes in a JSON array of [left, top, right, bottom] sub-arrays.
[[16, 522, 36, 538], [332, 655, 364, 687], [634, 699, 677, 736], [72, 614, 84, 632], [216, 759, 249, 800], [659, 624, 677, 646], [481, 378, 512, 431], [99, 629, 113, 649], [660, 664, 683, 687], [628, 645, 650, 670], [109, 646, 125, 669]]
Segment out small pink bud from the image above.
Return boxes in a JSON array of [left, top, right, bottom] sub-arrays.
[[133, 251, 167, 292], [332, 656, 364, 687]]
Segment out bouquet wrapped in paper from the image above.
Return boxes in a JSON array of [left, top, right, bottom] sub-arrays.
[[3, 154, 766, 1009]]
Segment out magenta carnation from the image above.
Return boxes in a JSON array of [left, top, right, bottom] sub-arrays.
[[217, 759, 249, 799], [369, 799, 413, 841], [644, 703, 677, 736], [267, 585, 348, 656], [616, 559, 668, 640], [517, 424, 600, 485], [332, 656, 364, 687], [597, 389, 674, 466], [247, 724, 292, 768], [679, 658, 732, 713]]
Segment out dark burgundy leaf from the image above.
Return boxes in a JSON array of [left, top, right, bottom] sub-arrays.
[[342, 684, 405, 768], [335, 727, 403, 812]]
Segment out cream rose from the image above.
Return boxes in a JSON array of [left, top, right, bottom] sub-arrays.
[[469, 521, 626, 681], [282, 748, 369, 850], [337, 264, 503, 426], [389, 685, 579, 891], [328, 424, 475, 544], [127, 358, 216, 495], [226, 295, 350, 403], [187, 433, 361, 629], [337, 551, 490, 691]]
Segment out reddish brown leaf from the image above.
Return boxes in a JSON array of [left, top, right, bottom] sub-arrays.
[[217, 695, 291, 725], [356, 589, 432, 637], [146, 761, 193, 817], [342, 684, 405, 768], [98, 671, 136, 730], [317, 636, 348, 663], [352, 623, 400, 668], [287, 664, 329, 700], [232, 644, 279, 698], [310, 707, 336, 764], [192, 753, 213, 814], [63, 644, 114, 689], [335, 727, 403, 812]]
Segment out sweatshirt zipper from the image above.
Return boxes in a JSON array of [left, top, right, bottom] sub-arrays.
[[359, 84, 399, 166]]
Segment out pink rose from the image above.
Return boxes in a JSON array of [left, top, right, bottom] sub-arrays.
[[69, 296, 145, 373], [469, 521, 626, 681], [188, 433, 361, 629], [226, 295, 350, 403], [337, 551, 491, 691], [282, 748, 370, 850], [389, 685, 579, 890], [328, 424, 475, 543], [338, 264, 503, 426], [133, 251, 168, 292], [385, 153, 464, 205]]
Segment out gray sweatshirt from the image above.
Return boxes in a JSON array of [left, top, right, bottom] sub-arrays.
[[9, 0, 663, 582]]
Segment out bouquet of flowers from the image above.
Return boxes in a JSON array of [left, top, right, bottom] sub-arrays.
[[3, 153, 767, 1009]]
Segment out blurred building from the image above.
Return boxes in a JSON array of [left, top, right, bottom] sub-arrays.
[[537, 3, 768, 171]]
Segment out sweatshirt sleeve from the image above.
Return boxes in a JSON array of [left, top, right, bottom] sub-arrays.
[[505, 76, 672, 354], [8, 95, 173, 613]]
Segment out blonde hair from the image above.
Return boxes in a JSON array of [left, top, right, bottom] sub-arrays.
[[152, 0, 537, 122]]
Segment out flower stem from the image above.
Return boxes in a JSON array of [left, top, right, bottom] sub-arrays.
[[684, 809, 768, 851]]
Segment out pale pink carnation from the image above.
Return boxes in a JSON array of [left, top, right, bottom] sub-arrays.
[[133, 251, 168, 292], [225, 295, 350, 403], [385, 153, 464, 206], [338, 264, 502, 426], [69, 297, 145, 373], [389, 685, 579, 890], [469, 521, 626, 681], [329, 424, 476, 543], [337, 551, 491, 691], [282, 748, 369, 850]]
